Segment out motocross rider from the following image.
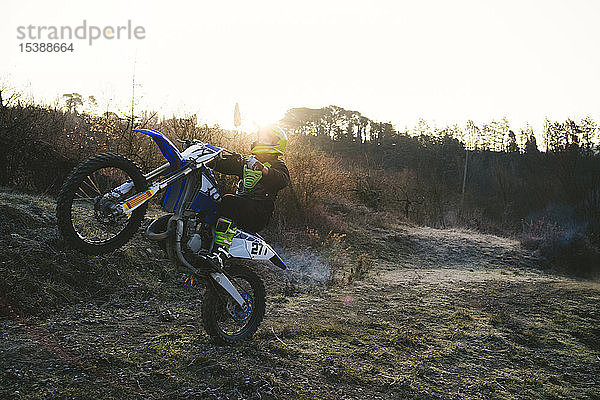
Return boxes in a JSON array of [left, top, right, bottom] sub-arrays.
[[207, 125, 290, 264]]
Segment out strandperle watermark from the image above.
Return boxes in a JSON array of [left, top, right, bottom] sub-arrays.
[[16, 20, 146, 48]]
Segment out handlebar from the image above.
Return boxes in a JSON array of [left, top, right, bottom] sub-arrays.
[[176, 138, 194, 149], [177, 138, 236, 157]]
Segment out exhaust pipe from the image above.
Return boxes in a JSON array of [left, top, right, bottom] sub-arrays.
[[145, 214, 174, 240]]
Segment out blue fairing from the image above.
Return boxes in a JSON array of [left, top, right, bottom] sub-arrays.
[[190, 192, 218, 224], [134, 129, 182, 168], [162, 177, 186, 212], [189, 165, 220, 224]]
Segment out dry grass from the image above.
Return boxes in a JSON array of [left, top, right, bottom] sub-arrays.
[[0, 189, 599, 399]]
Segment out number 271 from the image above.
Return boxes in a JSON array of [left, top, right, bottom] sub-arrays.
[[251, 242, 267, 255]]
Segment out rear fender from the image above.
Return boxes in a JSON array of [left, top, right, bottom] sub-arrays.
[[229, 230, 287, 270]]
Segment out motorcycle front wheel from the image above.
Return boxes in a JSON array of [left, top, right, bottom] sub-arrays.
[[56, 153, 148, 255], [202, 265, 266, 345]]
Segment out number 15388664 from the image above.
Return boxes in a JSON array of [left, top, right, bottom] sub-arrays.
[[19, 42, 74, 52]]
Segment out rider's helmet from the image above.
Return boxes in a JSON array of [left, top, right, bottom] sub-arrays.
[[251, 125, 287, 155]]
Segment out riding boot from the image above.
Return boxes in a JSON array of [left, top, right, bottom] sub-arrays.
[[206, 217, 237, 268]]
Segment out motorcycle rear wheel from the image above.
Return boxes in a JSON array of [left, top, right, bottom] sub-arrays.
[[56, 153, 148, 255], [202, 265, 266, 345]]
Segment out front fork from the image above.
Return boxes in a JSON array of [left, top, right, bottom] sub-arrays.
[[209, 272, 248, 310], [173, 219, 247, 310]]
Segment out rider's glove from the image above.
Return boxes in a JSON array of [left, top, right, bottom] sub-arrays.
[[252, 160, 265, 172], [245, 156, 259, 170]]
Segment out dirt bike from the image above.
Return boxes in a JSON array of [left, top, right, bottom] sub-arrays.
[[56, 129, 287, 344]]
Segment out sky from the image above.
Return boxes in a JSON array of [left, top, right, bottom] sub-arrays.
[[2, 0, 600, 135]]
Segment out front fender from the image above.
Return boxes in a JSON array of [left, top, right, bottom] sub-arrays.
[[134, 129, 182, 168]]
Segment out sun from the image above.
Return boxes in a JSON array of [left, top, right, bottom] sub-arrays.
[[235, 101, 285, 133]]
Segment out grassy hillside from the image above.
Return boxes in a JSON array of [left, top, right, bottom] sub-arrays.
[[1, 189, 599, 399]]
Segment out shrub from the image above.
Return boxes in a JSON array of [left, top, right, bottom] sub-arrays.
[[271, 137, 351, 236], [521, 216, 600, 278]]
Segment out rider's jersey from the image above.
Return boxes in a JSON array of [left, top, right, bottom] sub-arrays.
[[211, 153, 290, 206]]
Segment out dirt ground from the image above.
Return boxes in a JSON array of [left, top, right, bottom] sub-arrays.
[[1, 189, 599, 399]]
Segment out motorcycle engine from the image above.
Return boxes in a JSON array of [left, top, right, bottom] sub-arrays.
[[184, 218, 211, 254], [187, 233, 203, 253]]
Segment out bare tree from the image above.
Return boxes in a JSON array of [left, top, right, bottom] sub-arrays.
[[62, 93, 83, 113]]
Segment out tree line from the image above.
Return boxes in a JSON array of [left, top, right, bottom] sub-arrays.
[[280, 106, 600, 273]]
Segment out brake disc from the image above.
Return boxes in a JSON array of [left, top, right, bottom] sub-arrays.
[[225, 292, 254, 322]]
